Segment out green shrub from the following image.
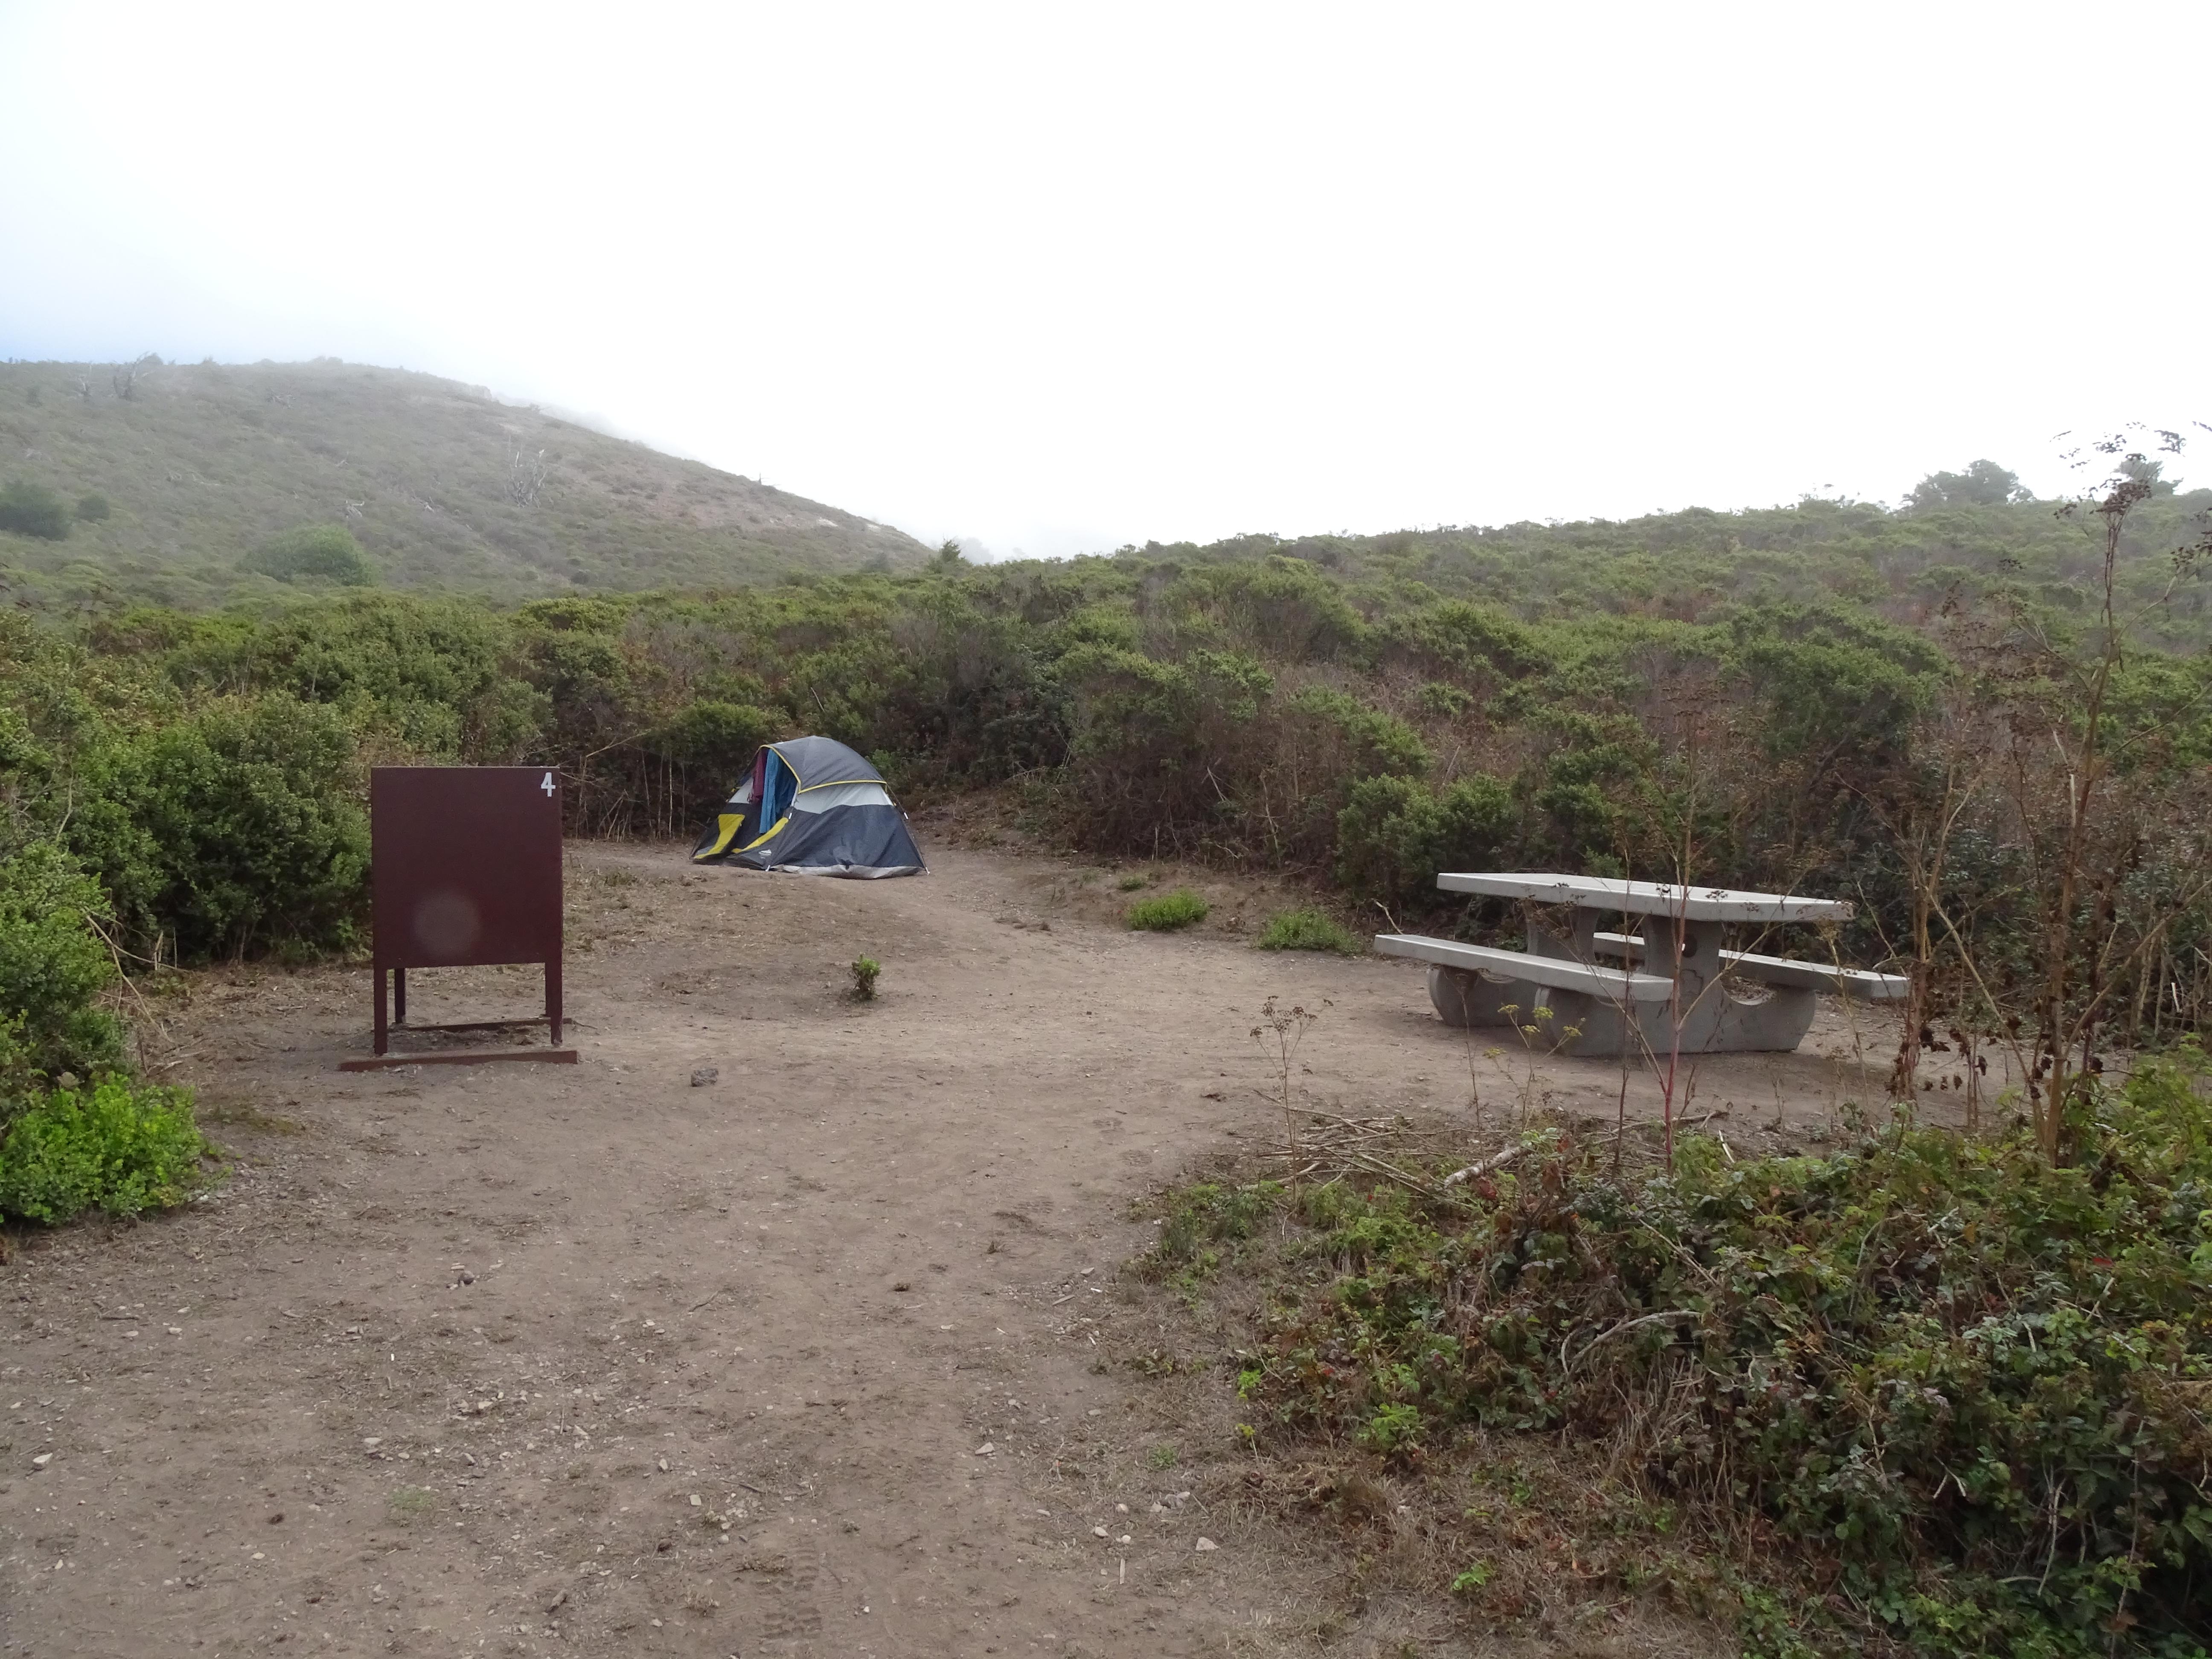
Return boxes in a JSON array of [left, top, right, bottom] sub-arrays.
[[1336, 772, 1517, 905], [242, 523, 374, 585], [1126, 890, 1209, 931], [67, 694, 370, 960], [1256, 907, 1362, 953], [0, 1077, 206, 1223], [0, 841, 125, 1090], [0, 480, 71, 540], [1179, 1050, 2212, 1656], [850, 956, 880, 1000], [1286, 685, 1431, 780], [74, 493, 111, 523]]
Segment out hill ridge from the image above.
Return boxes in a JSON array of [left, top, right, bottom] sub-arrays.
[[0, 357, 931, 607]]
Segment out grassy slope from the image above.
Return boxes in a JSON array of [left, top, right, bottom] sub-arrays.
[[0, 358, 932, 608]]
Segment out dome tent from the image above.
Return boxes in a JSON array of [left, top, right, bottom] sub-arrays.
[[690, 736, 925, 878]]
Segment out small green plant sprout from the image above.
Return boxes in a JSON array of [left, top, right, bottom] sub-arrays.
[[1126, 890, 1208, 931], [1449, 1562, 1493, 1597], [1256, 907, 1360, 953], [850, 957, 881, 1001], [1355, 1400, 1421, 1454], [1117, 872, 1151, 892], [1147, 1443, 1179, 1470]]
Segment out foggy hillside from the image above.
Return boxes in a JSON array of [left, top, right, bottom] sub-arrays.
[[0, 358, 932, 607]]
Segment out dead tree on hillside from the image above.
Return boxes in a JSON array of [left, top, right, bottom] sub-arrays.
[[508, 445, 549, 506]]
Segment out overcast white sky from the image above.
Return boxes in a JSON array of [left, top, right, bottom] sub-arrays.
[[1, 3, 2205, 558]]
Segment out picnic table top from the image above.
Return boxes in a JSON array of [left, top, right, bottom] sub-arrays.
[[1435, 872, 1854, 924]]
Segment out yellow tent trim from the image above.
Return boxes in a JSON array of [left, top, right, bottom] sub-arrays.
[[739, 812, 790, 853], [693, 812, 745, 861]]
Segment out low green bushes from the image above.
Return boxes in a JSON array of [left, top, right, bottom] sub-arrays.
[[0, 480, 72, 540], [1147, 1051, 2212, 1656], [0, 841, 209, 1228], [1336, 772, 1516, 905], [0, 841, 125, 1090], [1256, 907, 1362, 953], [0, 1077, 207, 1223], [1126, 890, 1209, 931], [241, 523, 374, 585], [68, 694, 371, 959]]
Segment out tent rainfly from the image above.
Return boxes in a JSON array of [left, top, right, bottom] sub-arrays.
[[690, 735, 925, 878]]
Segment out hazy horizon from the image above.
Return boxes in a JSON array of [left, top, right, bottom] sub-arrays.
[[3, 2, 2206, 559]]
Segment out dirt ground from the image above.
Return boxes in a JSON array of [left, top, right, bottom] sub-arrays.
[[0, 839, 1926, 1659]]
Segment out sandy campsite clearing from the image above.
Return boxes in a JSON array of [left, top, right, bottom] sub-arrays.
[[0, 837, 1919, 1659]]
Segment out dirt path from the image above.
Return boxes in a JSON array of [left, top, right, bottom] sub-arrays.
[[0, 844, 1904, 1658]]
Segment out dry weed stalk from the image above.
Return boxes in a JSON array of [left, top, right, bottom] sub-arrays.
[[1251, 996, 1320, 1194]]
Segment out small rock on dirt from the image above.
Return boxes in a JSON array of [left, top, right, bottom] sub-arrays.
[[30, 1452, 52, 1469], [1196, 1537, 1219, 1551], [691, 1067, 718, 1087]]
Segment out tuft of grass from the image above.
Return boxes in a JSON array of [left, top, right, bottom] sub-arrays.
[[1255, 907, 1362, 954], [850, 956, 881, 1000], [387, 1486, 436, 1524], [1146, 1443, 1179, 1470], [1117, 873, 1151, 892], [1125, 890, 1209, 932], [0, 1077, 208, 1224], [200, 1098, 303, 1135]]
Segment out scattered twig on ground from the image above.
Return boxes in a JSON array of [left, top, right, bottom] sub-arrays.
[[1562, 1307, 1703, 1374], [1442, 1144, 1525, 1187]]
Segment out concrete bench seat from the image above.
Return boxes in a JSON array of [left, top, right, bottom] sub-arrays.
[[1374, 934, 1676, 1004], [1591, 931, 1907, 1002]]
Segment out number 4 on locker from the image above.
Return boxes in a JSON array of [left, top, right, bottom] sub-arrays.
[[541, 771, 556, 797]]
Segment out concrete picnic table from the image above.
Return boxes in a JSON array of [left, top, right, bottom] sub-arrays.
[[1376, 873, 1907, 1058]]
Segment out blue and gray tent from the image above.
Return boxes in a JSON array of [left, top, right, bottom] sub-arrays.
[[690, 736, 925, 878]]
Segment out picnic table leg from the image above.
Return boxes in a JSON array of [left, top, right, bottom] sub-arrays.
[[1635, 917, 1723, 1054], [1523, 903, 1597, 964], [1715, 984, 1817, 1052], [1425, 966, 1518, 1029], [1635, 918, 1816, 1054], [1525, 904, 1644, 1058]]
